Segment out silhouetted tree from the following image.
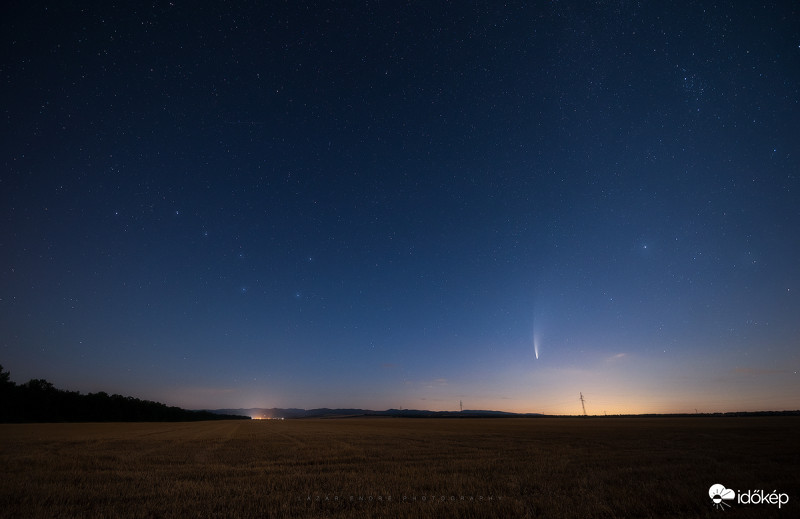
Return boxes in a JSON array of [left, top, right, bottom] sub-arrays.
[[0, 364, 14, 420], [0, 363, 249, 423], [0, 364, 10, 386]]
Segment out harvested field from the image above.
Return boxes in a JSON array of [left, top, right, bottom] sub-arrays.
[[1, 417, 798, 518]]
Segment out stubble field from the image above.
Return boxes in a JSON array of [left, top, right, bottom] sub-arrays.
[[1, 417, 797, 518]]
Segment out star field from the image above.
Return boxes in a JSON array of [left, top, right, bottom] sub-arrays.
[[1, 1, 798, 414]]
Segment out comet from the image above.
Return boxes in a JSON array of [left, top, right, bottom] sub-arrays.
[[532, 304, 545, 361]]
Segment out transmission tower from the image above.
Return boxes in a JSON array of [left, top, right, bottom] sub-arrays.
[[580, 392, 587, 416], [460, 400, 463, 413]]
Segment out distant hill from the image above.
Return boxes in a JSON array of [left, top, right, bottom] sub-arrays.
[[0, 364, 250, 423], [206, 407, 800, 419], [206, 407, 545, 419]]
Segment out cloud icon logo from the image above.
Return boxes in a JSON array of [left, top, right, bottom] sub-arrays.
[[709, 484, 736, 510]]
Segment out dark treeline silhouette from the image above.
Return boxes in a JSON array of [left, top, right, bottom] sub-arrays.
[[0, 364, 249, 423]]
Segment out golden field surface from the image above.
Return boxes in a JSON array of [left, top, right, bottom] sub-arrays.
[[1, 417, 798, 518]]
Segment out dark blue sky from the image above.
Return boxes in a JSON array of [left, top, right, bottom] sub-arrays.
[[2, 1, 798, 414]]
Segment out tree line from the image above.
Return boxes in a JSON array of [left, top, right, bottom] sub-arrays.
[[0, 364, 249, 423]]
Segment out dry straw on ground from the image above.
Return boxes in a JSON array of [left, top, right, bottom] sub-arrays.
[[1, 417, 798, 518]]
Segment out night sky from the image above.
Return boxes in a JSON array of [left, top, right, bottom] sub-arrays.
[[2, 1, 798, 415]]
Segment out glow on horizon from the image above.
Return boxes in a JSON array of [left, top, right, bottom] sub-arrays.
[[96, 339, 798, 415]]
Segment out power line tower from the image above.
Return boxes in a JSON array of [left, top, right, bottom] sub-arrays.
[[580, 392, 587, 416], [460, 400, 463, 413]]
